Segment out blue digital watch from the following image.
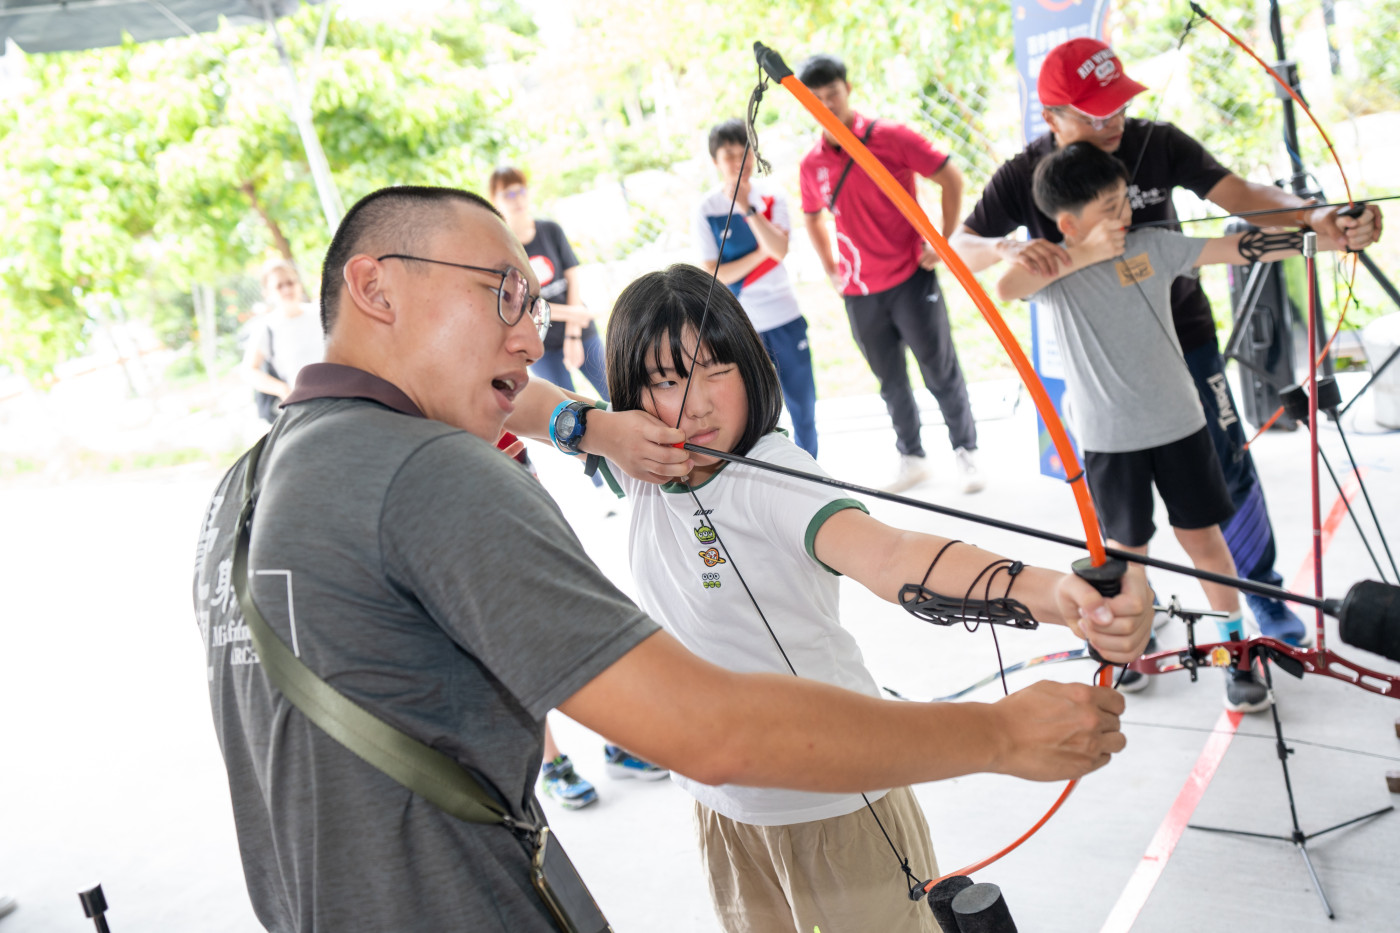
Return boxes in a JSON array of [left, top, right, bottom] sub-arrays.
[[549, 400, 593, 454]]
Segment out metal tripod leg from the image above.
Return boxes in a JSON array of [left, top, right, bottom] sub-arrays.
[[1185, 659, 1394, 919]]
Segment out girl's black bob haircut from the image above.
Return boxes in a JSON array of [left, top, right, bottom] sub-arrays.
[[606, 264, 783, 458]]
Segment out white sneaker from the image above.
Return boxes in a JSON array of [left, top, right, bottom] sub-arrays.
[[883, 454, 930, 493], [954, 447, 985, 494]]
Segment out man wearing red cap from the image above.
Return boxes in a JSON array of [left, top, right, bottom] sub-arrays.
[[951, 37, 1383, 702]]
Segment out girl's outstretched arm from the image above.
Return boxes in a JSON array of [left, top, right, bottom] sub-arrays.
[[813, 509, 1153, 663]]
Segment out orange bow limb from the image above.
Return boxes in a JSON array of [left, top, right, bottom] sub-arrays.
[[1189, 3, 1353, 205], [760, 52, 1107, 568], [755, 39, 1117, 885]]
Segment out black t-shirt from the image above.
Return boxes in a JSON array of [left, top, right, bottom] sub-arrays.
[[523, 219, 596, 352], [964, 119, 1231, 351]]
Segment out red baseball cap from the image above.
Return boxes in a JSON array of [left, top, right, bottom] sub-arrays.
[[1037, 38, 1147, 118]]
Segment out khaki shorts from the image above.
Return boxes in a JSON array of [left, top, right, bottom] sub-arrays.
[[694, 786, 941, 933]]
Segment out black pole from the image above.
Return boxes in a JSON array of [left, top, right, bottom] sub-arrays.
[[1269, 0, 1307, 193]]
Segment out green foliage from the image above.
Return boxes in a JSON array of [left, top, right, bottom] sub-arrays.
[[1344, 0, 1400, 111], [0, 1, 536, 380]]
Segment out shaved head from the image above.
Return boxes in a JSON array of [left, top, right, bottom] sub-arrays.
[[320, 186, 501, 333]]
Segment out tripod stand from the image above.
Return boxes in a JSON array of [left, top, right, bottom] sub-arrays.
[[1185, 658, 1394, 918]]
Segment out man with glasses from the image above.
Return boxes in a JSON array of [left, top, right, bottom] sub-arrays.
[[950, 38, 1382, 703], [194, 185, 1151, 931]]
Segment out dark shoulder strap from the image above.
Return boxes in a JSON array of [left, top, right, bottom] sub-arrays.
[[232, 436, 523, 829], [827, 119, 878, 211]]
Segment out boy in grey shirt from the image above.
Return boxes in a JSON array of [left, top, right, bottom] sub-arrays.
[[996, 142, 1342, 712]]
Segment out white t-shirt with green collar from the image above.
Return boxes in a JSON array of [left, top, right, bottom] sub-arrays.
[[601, 432, 886, 825]]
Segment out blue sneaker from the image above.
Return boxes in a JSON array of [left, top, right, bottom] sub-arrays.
[[1246, 593, 1312, 647], [603, 745, 669, 781], [541, 755, 598, 809]]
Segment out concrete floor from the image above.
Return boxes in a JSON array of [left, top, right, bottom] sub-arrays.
[[1, 374, 1397, 932]]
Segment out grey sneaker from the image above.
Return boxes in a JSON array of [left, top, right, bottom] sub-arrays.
[[883, 454, 930, 493], [954, 447, 986, 494], [1223, 667, 1272, 713]]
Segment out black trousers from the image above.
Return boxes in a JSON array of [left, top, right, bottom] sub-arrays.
[[843, 266, 977, 456]]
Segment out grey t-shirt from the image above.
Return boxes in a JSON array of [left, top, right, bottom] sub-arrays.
[[1032, 229, 1210, 453], [193, 387, 656, 932]]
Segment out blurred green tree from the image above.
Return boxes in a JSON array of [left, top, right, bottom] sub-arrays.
[[0, 1, 535, 380]]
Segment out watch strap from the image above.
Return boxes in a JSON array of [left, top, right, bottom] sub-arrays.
[[547, 399, 573, 453]]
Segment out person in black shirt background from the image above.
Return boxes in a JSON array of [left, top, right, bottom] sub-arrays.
[[490, 166, 611, 409]]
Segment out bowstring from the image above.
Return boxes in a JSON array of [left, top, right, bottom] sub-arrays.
[[674, 66, 929, 900], [1124, 8, 1203, 187]]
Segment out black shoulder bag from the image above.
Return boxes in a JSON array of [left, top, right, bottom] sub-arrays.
[[231, 436, 612, 933]]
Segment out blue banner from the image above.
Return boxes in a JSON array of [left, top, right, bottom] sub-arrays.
[[1013, 0, 1112, 478]]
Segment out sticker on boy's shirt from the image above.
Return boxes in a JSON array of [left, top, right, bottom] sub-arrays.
[[1116, 253, 1154, 286], [700, 571, 722, 590], [694, 520, 717, 544], [698, 547, 727, 567]]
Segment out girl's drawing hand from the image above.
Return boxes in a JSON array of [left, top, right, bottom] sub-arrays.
[[583, 408, 693, 484]]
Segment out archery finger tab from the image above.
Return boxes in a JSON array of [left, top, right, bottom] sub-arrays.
[[753, 42, 793, 81]]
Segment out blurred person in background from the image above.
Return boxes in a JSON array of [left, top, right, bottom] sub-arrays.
[[490, 167, 616, 505], [243, 258, 326, 422], [695, 118, 820, 458], [489, 167, 609, 407]]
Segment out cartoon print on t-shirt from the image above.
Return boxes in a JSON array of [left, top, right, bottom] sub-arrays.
[[694, 520, 717, 544], [698, 547, 727, 567]]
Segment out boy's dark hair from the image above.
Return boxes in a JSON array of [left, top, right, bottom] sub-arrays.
[[319, 186, 500, 334], [606, 264, 782, 458], [797, 53, 847, 89], [1031, 141, 1129, 219], [707, 119, 748, 160]]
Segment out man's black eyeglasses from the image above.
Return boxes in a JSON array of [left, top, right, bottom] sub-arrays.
[[377, 254, 551, 339]]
